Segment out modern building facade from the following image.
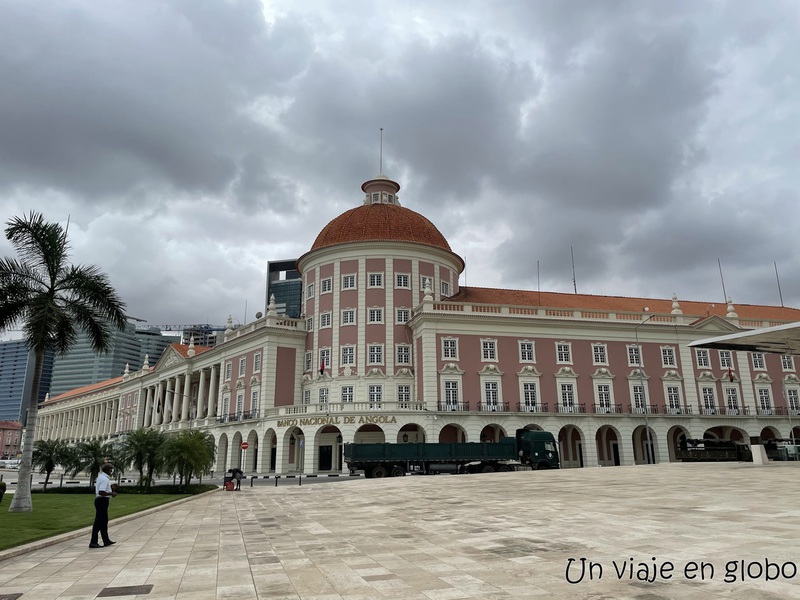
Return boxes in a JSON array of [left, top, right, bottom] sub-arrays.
[[0, 339, 54, 422], [266, 259, 302, 319], [35, 174, 800, 475]]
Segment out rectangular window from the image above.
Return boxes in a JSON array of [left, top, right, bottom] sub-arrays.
[[560, 383, 575, 409], [725, 387, 739, 411], [523, 382, 538, 411], [782, 355, 795, 371], [633, 385, 647, 412], [667, 386, 681, 412], [482, 339, 497, 361], [224, 362, 232, 381], [342, 274, 356, 289], [396, 308, 411, 324], [758, 388, 772, 412], [396, 273, 410, 288], [306, 317, 313, 331], [592, 344, 607, 365], [319, 348, 330, 371], [222, 395, 230, 416], [319, 388, 329, 404], [421, 275, 433, 292], [519, 341, 535, 362], [597, 384, 611, 410], [253, 353, 261, 372], [752, 353, 766, 370], [321, 278, 332, 293], [484, 381, 499, 409], [236, 392, 244, 416], [788, 389, 799, 413], [341, 308, 355, 325], [398, 384, 411, 407], [442, 338, 458, 359], [368, 345, 383, 364], [251, 390, 259, 416], [701, 387, 716, 413], [368, 385, 382, 407], [341, 386, 354, 403], [661, 347, 676, 367], [441, 281, 450, 297], [695, 349, 710, 368], [304, 351, 312, 372], [396, 345, 411, 364], [719, 351, 732, 369], [238, 357, 246, 377], [444, 381, 459, 409], [368, 273, 383, 287], [320, 312, 332, 328], [341, 346, 355, 365], [368, 308, 383, 323], [557, 343, 572, 364], [303, 390, 311, 405], [306, 283, 314, 299], [628, 345, 641, 366]]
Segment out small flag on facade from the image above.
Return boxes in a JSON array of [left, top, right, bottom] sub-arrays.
[[728, 367, 735, 382], [320, 359, 325, 375]]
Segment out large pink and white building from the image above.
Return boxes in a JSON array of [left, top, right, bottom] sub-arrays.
[[36, 174, 800, 473]]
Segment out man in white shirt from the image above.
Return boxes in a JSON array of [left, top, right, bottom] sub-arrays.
[[89, 463, 118, 548]]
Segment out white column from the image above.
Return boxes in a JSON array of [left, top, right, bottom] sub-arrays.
[[197, 369, 207, 420], [181, 373, 191, 422], [154, 381, 163, 425], [208, 365, 219, 418], [165, 378, 175, 424]]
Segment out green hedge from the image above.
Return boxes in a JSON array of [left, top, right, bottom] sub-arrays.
[[32, 484, 217, 495]]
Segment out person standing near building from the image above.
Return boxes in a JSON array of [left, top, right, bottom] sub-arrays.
[[89, 463, 117, 548]]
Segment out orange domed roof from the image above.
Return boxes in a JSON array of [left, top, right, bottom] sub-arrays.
[[310, 203, 453, 252]]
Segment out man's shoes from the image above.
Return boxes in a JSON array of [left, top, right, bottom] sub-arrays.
[[89, 543, 103, 549], [104, 541, 116, 546]]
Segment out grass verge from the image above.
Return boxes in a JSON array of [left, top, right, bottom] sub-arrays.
[[0, 491, 192, 551]]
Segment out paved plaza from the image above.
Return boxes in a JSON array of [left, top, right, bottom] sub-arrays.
[[1, 462, 800, 599]]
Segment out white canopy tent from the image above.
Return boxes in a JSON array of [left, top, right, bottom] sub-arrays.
[[689, 321, 800, 355]]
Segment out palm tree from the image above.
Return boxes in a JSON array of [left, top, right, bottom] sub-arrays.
[[31, 439, 72, 492], [117, 428, 165, 489], [70, 438, 116, 489], [160, 430, 216, 487], [0, 212, 127, 512]]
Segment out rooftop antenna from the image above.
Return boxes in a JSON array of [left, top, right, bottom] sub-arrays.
[[537, 260, 541, 306], [571, 246, 577, 294], [775, 261, 785, 307], [717, 258, 728, 303], [379, 128, 384, 173]]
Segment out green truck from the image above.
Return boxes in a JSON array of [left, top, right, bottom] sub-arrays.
[[344, 429, 560, 478]]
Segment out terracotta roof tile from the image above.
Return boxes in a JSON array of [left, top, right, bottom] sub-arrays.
[[448, 287, 800, 321], [46, 376, 125, 403], [0, 420, 22, 430], [170, 343, 214, 358]]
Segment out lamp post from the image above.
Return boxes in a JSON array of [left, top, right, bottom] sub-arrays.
[[635, 313, 656, 464]]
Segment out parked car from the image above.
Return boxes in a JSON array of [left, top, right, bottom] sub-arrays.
[[0, 459, 21, 469]]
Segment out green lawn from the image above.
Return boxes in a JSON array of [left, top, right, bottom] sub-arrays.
[[0, 492, 191, 551]]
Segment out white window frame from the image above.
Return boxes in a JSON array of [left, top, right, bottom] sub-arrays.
[[306, 283, 314, 300], [342, 274, 356, 290], [665, 385, 682, 414], [368, 344, 384, 365], [724, 387, 739, 414], [592, 343, 607, 366], [341, 308, 355, 325], [319, 312, 332, 328], [397, 384, 411, 407], [556, 342, 572, 365], [368, 272, 384, 288], [696, 349, 710, 368], [441, 281, 450, 297], [306, 317, 313, 332], [443, 380, 460, 410], [303, 389, 311, 405], [236, 392, 244, 416], [368, 384, 383, 408], [522, 381, 539, 412], [396, 344, 411, 365], [319, 388, 329, 404], [782, 355, 795, 372], [395, 273, 410, 289], [238, 357, 246, 377], [661, 346, 676, 367], [596, 383, 612, 413], [627, 345, 642, 367], [341, 385, 354, 403], [319, 348, 330, 371], [250, 390, 259, 416], [442, 338, 459, 360], [787, 388, 800, 415], [701, 386, 716, 414], [481, 339, 497, 362], [757, 387, 772, 413], [560, 383, 576, 412], [224, 362, 232, 381], [395, 308, 411, 324], [368, 308, 383, 324], [340, 345, 355, 366], [519, 340, 535, 363], [719, 350, 732, 369], [632, 383, 647, 413], [253, 353, 261, 373], [752, 353, 766, 370], [320, 277, 332, 294], [483, 380, 500, 411], [304, 351, 312, 372]]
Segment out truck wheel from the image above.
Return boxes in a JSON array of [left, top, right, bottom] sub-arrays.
[[537, 462, 550, 470], [498, 465, 512, 472], [371, 466, 388, 478], [390, 466, 405, 477], [481, 465, 496, 473]]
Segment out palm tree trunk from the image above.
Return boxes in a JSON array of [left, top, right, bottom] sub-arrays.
[[8, 350, 44, 512]]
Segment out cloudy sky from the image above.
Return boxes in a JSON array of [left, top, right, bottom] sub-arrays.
[[1, 0, 799, 332]]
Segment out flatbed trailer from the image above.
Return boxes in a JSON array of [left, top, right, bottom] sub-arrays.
[[344, 429, 560, 478]]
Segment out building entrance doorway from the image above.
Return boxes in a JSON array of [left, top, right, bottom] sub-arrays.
[[318, 445, 333, 471]]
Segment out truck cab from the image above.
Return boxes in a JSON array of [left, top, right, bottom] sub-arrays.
[[516, 429, 560, 469]]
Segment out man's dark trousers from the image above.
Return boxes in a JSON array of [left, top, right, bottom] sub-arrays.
[[91, 496, 111, 545]]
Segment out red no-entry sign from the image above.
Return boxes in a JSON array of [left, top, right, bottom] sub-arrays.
[[241, 442, 249, 450]]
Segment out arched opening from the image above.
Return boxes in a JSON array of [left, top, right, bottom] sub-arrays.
[[595, 425, 621, 466], [632, 425, 657, 464], [479, 424, 507, 442], [353, 424, 385, 444], [558, 425, 585, 468], [317, 425, 344, 472], [285, 427, 306, 472], [521, 423, 544, 431], [667, 425, 691, 462], [245, 429, 258, 472], [438, 424, 466, 443], [398, 423, 425, 443], [215, 433, 228, 474]]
